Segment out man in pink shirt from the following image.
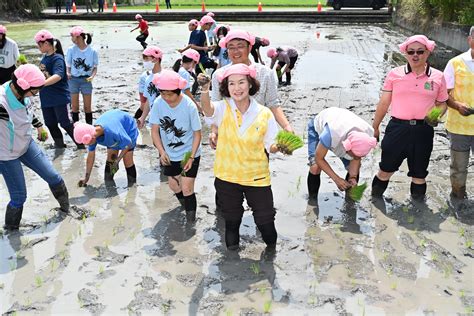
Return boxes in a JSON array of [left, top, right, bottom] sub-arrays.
[[371, 35, 449, 200]]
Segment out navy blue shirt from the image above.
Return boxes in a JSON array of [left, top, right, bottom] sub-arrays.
[[188, 30, 207, 62], [39, 54, 70, 108], [88, 109, 139, 152]]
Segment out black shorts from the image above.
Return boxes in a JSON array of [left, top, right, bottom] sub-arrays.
[[379, 118, 434, 179], [278, 55, 298, 70], [163, 156, 200, 178]]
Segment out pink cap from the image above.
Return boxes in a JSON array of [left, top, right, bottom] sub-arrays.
[[266, 47, 277, 58], [207, 12, 215, 17], [342, 131, 377, 157], [261, 37, 270, 46], [217, 64, 257, 83], [34, 30, 54, 43], [199, 15, 215, 26], [73, 122, 96, 145], [219, 29, 256, 49], [70, 26, 85, 37], [188, 19, 199, 27], [182, 49, 200, 63], [152, 70, 187, 90], [135, 14, 142, 20], [399, 35, 436, 53], [13, 64, 46, 90], [213, 24, 230, 35], [143, 45, 163, 60], [0, 25, 6, 34]]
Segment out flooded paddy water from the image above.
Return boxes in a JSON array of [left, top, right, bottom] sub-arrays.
[[0, 20, 473, 315]]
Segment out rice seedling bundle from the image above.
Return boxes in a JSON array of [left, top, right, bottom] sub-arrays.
[[348, 182, 368, 202], [276, 131, 304, 155]]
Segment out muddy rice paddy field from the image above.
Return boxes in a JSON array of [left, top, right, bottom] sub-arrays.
[[0, 20, 473, 315]]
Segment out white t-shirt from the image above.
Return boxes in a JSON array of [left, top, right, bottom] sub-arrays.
[[0, 37, 20, 69]]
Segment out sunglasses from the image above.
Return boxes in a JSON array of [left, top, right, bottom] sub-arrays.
[[406, 50, 426, 55]]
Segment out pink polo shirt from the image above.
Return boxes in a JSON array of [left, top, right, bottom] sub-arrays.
[[382, 65, 449, 120]]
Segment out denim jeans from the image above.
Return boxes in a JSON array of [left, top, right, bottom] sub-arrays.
[[0, 139, 63, 208], [307, 118, 350, 168]]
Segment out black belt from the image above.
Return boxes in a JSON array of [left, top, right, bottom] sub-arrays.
[[391, 117, 426, 126]]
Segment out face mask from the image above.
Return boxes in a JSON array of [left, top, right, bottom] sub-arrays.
[[143, 61, 154, 71]]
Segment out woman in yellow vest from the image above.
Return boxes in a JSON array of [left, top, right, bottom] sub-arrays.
[[443, 26, 474, 200], [198, 64, 280, 251]]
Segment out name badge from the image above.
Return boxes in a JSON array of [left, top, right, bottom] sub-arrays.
[[424, 81, 433, 91]]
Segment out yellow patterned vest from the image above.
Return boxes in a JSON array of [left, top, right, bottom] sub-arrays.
[[214, 99, 272, 187], [445, 57, 474, 135]]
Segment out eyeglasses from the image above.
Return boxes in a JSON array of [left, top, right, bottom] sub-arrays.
[[227, 45, 248, 51], [406, 50, 426, 55]]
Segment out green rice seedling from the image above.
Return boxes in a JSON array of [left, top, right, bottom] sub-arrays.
[[407, 215, 415, 224], [250, 263, 260, 275], [35, 276, 43, 287], [458, 227, 466, 237], [180, 151, 192, 176], [99, 265, 104, 274], [347, 182, 368, 202], [263, 300, 272, 314], [460, 289, 465, 298], [275, 130, 304, 155], [402, 206, 409, 213], [259, 285, 267, 295], [425, 107, 443, 126], [465, 239, 473, 249], [420, 238, 427, 247], [18, 54, 28, 64], [431, 252, 438, 262], [50, 260, 57, 272], [390, 282, 397, 290], [296, 175, 302, 191], [225, 309, 233, 316]]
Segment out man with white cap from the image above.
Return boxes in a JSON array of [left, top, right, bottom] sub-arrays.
[[0, 25, 19, 85]]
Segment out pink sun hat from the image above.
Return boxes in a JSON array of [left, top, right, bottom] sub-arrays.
[[14, 64, 46, 90], [199, 15, 215, 26], [34, 30, 54, 43], [70, 26, 86, 37], [0, 25, 6, 34], [261, 37, 270, 46], [188, 19, 199, 27], [217, 64, 257, 83], [143, 45, 163, 59], [152, 70, 187, 90], [342, 131, 377, 157], [213, 24, 230, 35], [207, 12, 215, 17], [399, 35, 436, 53], [135, 14, 143, 20], [73, 122, 96, 145], [266, 47, 278, 58], [182, 49, 200, 63], [218, 29, 256, 49]]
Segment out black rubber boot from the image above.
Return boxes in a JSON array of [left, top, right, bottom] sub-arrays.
[[175, 191, 185, 207], [307, 172, 321, 198], [85, 112, 93, 125], [371, 176, 389, 197], [126, 165, 137, 187], [285, 72, 291, 85], [72, 112, 80, 123], [134, 108, 143, 120], [49, 180, 70, 212], [4, 204, 23, 230], [410, 182, 427, 201], [104, 161, 115, 181], [53, 137, 67, 148], [225, 220, 241, 250], [184, 193, 197, 222], [257, 222, 277, 247]]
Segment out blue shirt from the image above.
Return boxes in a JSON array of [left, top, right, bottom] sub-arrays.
[[88, 109, 138, 151], [66, 45, 99, 77], [320, 124, 332, 148], [143, 73, 160, 107], [39, 53, 70, 108], [178, 67, 193, 91], [138, 70, 150, 94], [188, 30, 207, 61], [149, 94, 202, 161], [217, 48, 231, 68]]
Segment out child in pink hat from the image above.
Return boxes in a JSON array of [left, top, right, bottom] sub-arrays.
[[131, 14, 149, 49], [307, 107, 377, 200], [136, 45, 164, 128], [197, 64, 283, 250], [74, 109, 139, 187], [250, 36, 270, 65], [213, 25, 231, 68], [1, 64, 70, 230], [172, 49, 201, 110], [148, 70, 202, 222], [0, 24, 20, 85], [268, 46, 299, 86]]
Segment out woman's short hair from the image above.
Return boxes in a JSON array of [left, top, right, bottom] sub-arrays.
[[219, 75, 260, 98]]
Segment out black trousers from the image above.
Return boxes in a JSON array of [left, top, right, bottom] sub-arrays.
[[214, 178, 275, 225], [136, 33, 149, 48], [0, 65, 16, 85]]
